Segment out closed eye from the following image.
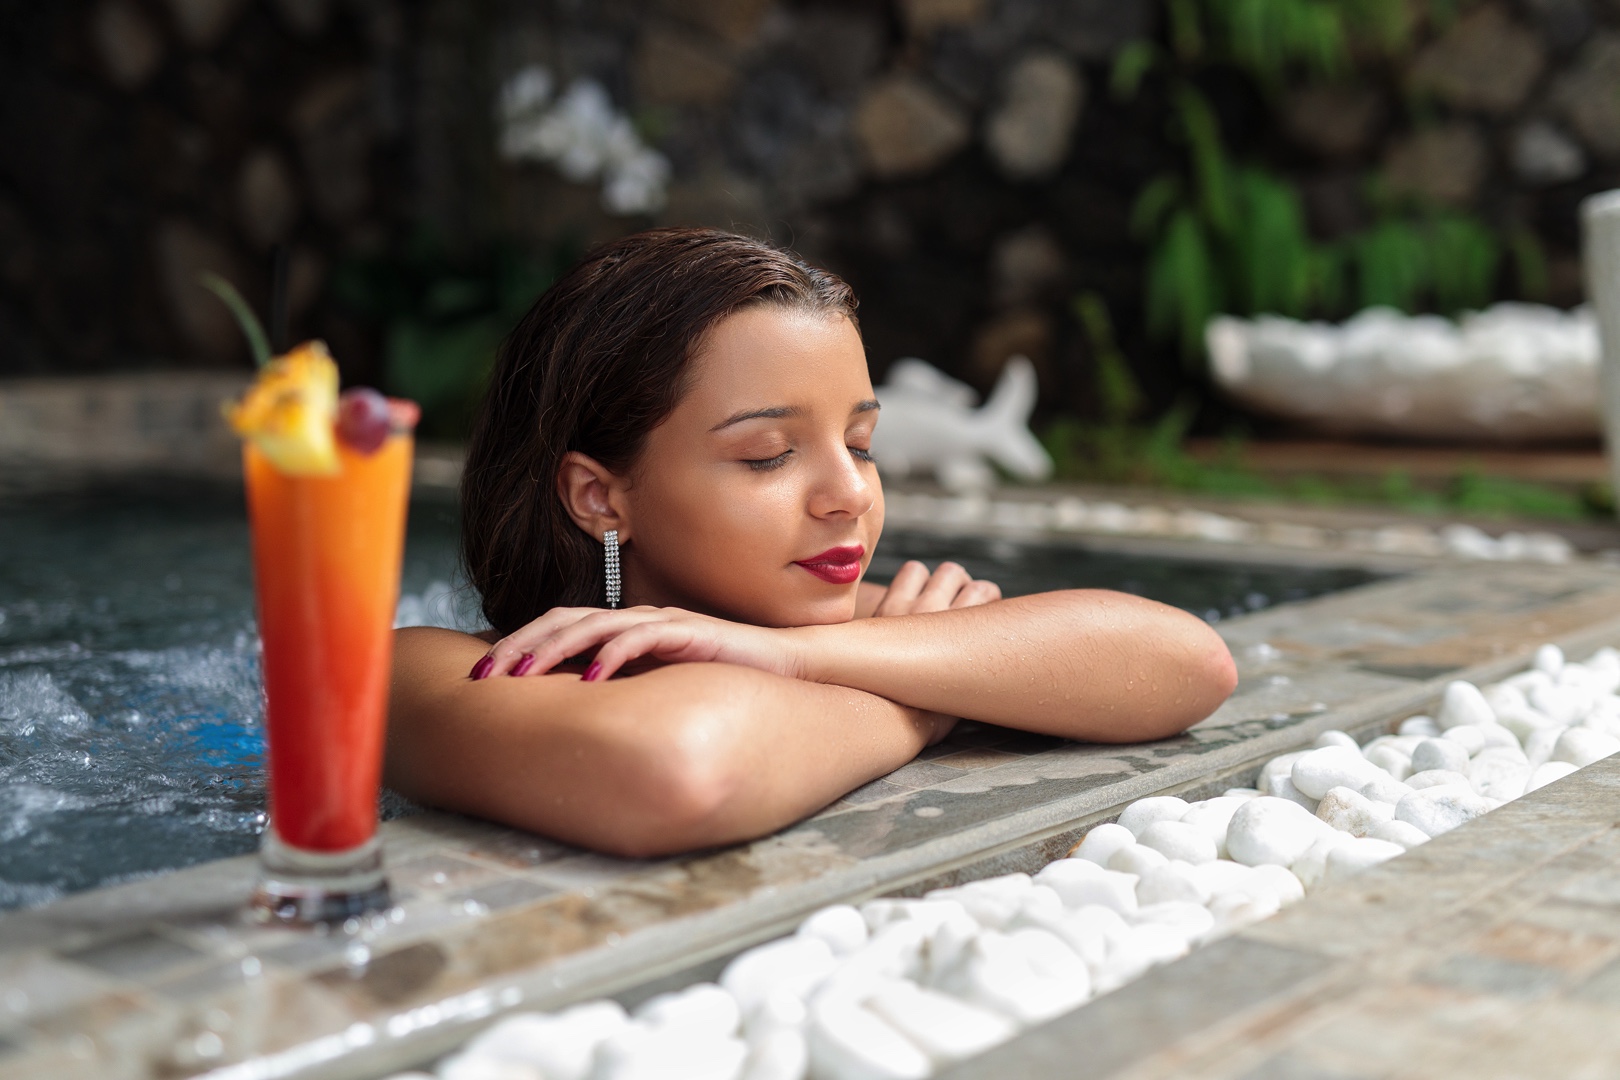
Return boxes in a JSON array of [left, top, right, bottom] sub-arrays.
[[850, 447, 874, 463], [744, 450, 792, 472]]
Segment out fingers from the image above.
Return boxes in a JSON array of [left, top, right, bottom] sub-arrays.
[[913, 561, 973, 613], [951, 579, 1002, 609], [472, 606, 655, 678], [872, 560, 931, 618]]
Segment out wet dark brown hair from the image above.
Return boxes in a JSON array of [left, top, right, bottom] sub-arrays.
[[461, 227, 860, 635]]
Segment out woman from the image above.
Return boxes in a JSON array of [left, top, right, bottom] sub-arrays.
[[387, 228, 1236, 857]]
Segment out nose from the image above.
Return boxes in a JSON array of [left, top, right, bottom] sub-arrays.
[[807, 440, 876, 521]]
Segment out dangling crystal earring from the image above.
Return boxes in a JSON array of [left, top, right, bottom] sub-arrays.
[[603, 529, 621, 609]]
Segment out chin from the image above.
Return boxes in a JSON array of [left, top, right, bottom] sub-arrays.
[[762, 592, 858, 628]]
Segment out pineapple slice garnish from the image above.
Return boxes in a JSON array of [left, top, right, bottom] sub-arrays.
[[223, 340, 341, 476]]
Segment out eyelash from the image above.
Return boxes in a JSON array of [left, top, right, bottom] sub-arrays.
[[743, 447, 875, 472]]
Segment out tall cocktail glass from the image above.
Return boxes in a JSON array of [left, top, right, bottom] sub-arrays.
[[245, 432, 412, 924]]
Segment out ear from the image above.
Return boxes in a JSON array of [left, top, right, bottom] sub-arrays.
[[557, 451, 632, 544]]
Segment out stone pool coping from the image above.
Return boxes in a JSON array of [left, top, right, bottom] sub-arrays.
[[4, 562, 1620, 1079]]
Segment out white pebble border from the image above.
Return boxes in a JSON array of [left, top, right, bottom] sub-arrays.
[[883, 491, 1579, 564], [387, 644, 1620, 1080]]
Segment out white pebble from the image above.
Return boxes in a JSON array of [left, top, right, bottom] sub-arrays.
[[1136, 820, 1218, 864], [1362, 744, 1411, 781], [1534, 643, 1565, 674], [1526, 760, 1580, 792], [865, 980, 1017, 1066], [1107, 843, 1170, 876], [1204, 892, 1280, 938], [633, 983, 738, 1041], [1221, 787, 1262, 799], [1411, 738, 1469, 776], [1355, 774, 1412, 805], [1476, 723, 1523, 753], [1405, 768, 1473, 791], [1092, 925, 1187, 993], [1437, 681, 1495, 729], [1314, 786, 1393, 837], [1288, 833, 1353, 890], [1323, 838, 1406, 883], [1494, 702, 1558, 743], [1178, 798, 1243, 857], [1530, 683, 1586, 726], [1524, 727, 1563, 769], [595, 1025, 749, 1080], [439, 1055, 542, 1080], [1226, 797, 1323, 867], [1441, 726, 1486, 756], [798, 906, 868, 957], [465, 1004, 628, 1080], [1314, 730, 1358, 750], [807, 994, 929, 1080], [1137, 861, 1210, 907], [742, 987, 808, 1042], [739, 1029, 807, 1080], [721, 938, 837, 1020], [1552, 728, 1620, 767], [1033, 861, 1138, 917], [1189, 859, 1263, 900], [1504, 669, 1552, 695], [1132, 901, 1215, 943], [1469, 755, 1530, 802], [1394, 787, 1497, 838], [1116, 797, 1190, 838], [1069, 823, 1135, 866], [1269, 773, 1319, 811], [925, 876, 1036, 930], [1257, 752, 1306, 796], [934, 931, 1090, 1026], [1247, 864, 1306, 907], [1397, 715, 1441, 737], [1368, 819, 1431, 849], [1291, 747, 1386, 801]]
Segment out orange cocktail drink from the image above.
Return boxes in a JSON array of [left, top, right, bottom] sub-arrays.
[[246, 435, 411, 853], [225, 339, 417, 924]]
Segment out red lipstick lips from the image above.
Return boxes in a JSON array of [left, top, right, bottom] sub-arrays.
[[794, 545, 864, 585]]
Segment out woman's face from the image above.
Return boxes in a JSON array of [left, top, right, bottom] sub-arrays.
[[618, 304, 884, 627]]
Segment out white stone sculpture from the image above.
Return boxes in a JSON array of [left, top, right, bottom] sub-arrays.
[[871, 356, 1053, 493], [1205, 303, 1601, 441]]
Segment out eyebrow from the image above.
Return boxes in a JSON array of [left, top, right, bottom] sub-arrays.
[[710, 399, 880, 432]]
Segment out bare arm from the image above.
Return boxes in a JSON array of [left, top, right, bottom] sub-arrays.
[[788, 589, 1236, 742], [484, 587, 1236, 745], [387, 627, 952, 858]]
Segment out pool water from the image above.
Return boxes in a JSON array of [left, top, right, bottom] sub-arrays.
[[0, 484, 1379, 910]]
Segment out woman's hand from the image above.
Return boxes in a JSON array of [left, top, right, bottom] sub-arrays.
[[869, 561, 1001, 617], [472, 606, 801, 683]]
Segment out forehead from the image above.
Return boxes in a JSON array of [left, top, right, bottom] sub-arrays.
[[680, 306, 870, 415]]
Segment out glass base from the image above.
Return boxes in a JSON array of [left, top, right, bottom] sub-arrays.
[[250, 827, 391, 926]]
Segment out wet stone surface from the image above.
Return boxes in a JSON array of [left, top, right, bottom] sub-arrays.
[[1, 562, 1620, 1078]]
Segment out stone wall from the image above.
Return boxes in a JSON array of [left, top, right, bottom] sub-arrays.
[[5, 0, 1620, 423]]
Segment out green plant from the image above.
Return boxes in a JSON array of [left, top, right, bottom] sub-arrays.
[[333, 235, 572, 438], [1115, 0, 1528, 362]]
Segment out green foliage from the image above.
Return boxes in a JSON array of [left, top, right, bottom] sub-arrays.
[[333, 237, 571, 437], [1115, 0, 1517, 361], [197, 273, 271, 367]]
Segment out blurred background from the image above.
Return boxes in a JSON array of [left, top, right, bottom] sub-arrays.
[[3, 0, 1618, 513]]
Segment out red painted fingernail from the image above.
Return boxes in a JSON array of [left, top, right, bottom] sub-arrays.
[[583, 661, 603, 682], [510, 653, 535, 677], [469, 655, 494, 680]]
